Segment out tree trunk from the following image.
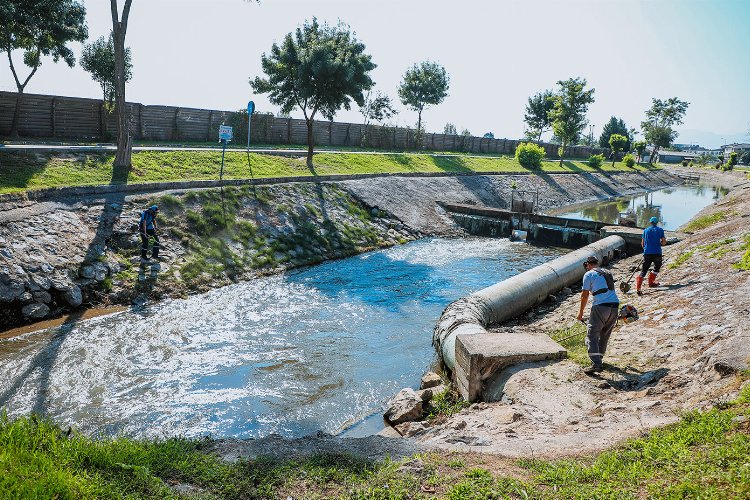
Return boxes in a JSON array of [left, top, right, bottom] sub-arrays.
[[416, 109, 423, 150], [650, 146, 658, 165], [306, 118, 314, 168], [538, 130, 543, 143], [9, 89, 23, 139], [111, 0, 133, 170], [559, 141, 566, 167]]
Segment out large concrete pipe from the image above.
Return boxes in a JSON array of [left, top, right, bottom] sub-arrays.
[[433, 235, 626, 372]]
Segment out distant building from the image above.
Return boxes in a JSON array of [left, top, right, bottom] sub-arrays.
[[723, 143, 750, 160], [657, 150, 698, 164]]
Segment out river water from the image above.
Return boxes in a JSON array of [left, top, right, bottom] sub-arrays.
[[553, 184, 728, 230], [0, 238, 564, 439]]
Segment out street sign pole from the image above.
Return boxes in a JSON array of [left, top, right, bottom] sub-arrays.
[[218, 124, 233, 181], [246, 101, 255, 177]]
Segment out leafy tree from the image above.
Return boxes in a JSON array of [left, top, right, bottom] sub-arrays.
[[398, 61, 450, 146], [80, 32, 132, 112], [1, 0, 88, 138], [599, 116, 631, 151], [483, 132, 494, 139], [523, 90, 554, 142], [741, 150, 750, 165], [443, 123, 457, 135], [641, 97, 689, 164], [608, 133, 628, 166], [726, 152, 738, 171], [633, 140, 647, 163], [359, 90, 397, 146], [251, 18, 375, 167], [549, 77, 595, 166], [460, 129, 472, 137]]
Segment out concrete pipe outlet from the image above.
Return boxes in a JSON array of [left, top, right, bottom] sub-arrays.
[[433, 235, 627, 372]]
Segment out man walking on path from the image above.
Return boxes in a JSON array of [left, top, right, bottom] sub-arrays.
[[577, 256, 620, 375], [139, 204, 160, 263], [637, 216, 666, 295]]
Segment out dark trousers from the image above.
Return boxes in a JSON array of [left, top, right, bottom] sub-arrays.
[[140, 228, 160, 259], [640, 253, 663, 277], [586, 304, 619, 368]]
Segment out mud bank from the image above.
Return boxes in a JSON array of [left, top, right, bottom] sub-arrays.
[[1, 170, 680, 329], [391, 170, 750, 457]]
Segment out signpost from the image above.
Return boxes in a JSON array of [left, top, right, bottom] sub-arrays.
[[246, 101, 255, 178], [219, 125, 233, 180]]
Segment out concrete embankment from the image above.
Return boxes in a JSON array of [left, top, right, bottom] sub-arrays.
[[0, 170, 681, 329]]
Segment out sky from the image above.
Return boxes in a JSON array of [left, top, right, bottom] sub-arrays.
[[2, 0, 749, 148]]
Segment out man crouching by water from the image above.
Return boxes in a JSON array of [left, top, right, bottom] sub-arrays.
[[576, 255, 619, 375]]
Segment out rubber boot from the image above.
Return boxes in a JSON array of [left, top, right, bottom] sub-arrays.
[[648, 272, 661, 288], [635, 275, 644, 295]]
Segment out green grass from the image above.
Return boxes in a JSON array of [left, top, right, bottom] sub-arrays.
[[682, 210, 731, 232], [550, 322, 589, 366], [733, 234, 750, 271], [0, 149, 659, 194], [3, 384, 749, 498], [668, 250, 695, 269], [425, 386, 471, 421]]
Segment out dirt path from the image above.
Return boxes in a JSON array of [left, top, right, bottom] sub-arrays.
[[406, 170, 750, 457]]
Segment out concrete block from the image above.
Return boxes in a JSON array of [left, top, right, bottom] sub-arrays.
[[455, 332, 566, 402]]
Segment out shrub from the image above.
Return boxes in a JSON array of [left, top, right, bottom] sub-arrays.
[[515, 142, 545, 168], [587, 154, 605, 168], [682, 159, 689, 167], [725, 152, 738, 171], [623, 154, 636, 167]]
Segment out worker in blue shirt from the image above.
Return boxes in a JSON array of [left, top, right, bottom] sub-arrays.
[[139, 204, 160, 262], [636, 216, 666, 294]]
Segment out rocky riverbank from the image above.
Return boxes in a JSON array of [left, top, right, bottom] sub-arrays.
[[0, 170, 681, 330], [381, 169, 750, 457]]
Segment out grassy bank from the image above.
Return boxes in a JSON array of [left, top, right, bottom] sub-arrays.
[[2, 383, 748, 499], [0, 150, 658, 195]]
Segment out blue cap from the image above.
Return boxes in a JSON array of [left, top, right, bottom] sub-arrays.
[[649, 216, 658, 224], [150, 205, 159, 211]]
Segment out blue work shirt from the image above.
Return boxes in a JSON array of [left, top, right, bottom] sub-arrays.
[[140, 209, 157, 230], [583, 269, 619, 306], [642, 225, 665, 255]]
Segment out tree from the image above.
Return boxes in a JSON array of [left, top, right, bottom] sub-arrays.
[[252, 19, 375, 168], [359, 90, 397, 146], [741, 150, 750, 166], [633, 140, 647, 163], [398, 61, 449, 147], [1, 0, 88, 138], [641, 97, 689, 164], [608, 133, 628, 166], [443, 123, 457, 135], [483, 132, 494, 139], [549, 77, 595, 166], [524, 90, 554, 142], [81, 33, 132, 112], [598, 116, 632, 151], [460, 129, 472, 137]]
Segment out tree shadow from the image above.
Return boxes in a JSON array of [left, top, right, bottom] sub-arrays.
[[0, 310, 84, 415]]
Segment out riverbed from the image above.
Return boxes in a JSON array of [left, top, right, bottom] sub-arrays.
[[0, 237, 564, 440]]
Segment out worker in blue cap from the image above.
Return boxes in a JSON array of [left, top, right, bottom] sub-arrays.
[[139, 204, 160, 262], [636, 216, 666, 294]]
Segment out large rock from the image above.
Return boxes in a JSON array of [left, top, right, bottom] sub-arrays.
[[62, 285, 83, 307], [416, 384, 447, 403], [384, 388, 423, 425], [32, 291, 52, 304], [22, 303, 50, 319], [420, 372, 442, 390], [0, 276, 25, 302]]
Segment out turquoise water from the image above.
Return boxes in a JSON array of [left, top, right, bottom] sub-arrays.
[[0, 237, 564, 439], [554, 184, 728, 230]]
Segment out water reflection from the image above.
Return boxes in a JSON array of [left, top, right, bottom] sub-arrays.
[[0, 238, 564, 440], [556, 185, 727, 230]]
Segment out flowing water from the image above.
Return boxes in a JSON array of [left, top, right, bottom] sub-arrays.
[[0, 238, 565, 440], [553, 184, 728, 230]]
